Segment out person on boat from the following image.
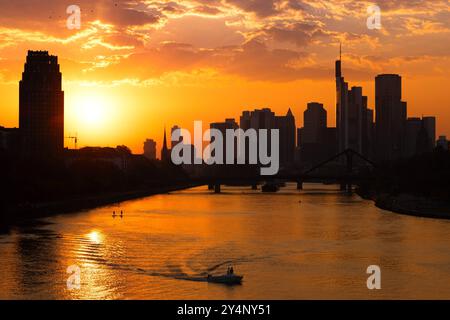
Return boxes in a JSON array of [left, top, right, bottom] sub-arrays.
[[229, 267, 234, 275]]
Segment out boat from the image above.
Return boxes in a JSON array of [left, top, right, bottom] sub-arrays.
[[206, 274, 243, 285], [261, 183, 279, 192]]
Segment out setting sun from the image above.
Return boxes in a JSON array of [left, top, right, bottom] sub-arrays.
[[75, 95, 107, 127]]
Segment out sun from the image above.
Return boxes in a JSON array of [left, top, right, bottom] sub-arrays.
[[77, 95, 106, 126]]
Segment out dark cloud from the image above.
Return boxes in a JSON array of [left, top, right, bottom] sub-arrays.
[[225, 0, 278, 17]]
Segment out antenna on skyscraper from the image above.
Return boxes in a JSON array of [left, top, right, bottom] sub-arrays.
[[339, 42, 342, 60]]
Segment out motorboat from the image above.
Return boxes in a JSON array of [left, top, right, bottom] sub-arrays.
[[206, 273, 243, 285]]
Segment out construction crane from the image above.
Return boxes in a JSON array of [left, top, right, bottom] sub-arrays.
[[65, 134, 78, 149]]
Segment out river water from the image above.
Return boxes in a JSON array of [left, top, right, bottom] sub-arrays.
[[1, 183, 450, 299]]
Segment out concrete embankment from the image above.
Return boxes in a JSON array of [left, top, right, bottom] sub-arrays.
[[368, 192, 450, 220]]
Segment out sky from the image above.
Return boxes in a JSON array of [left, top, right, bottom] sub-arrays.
[[0, 0, 449, 154]]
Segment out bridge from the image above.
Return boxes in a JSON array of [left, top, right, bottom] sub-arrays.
[[199, 149, 377, 193]]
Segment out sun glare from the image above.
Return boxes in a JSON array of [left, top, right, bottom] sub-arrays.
[[77, 95, 106, 126]]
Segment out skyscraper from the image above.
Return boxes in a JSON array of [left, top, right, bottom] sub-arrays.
[[19, 50, 64, 157], [336, 45, 349, 154], [375, 74, 406, 162], [335, 47, 373, 158], [303, 102, 327, 144], [239, 108, 296, 167]]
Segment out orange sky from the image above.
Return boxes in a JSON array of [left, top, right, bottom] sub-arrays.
[[0, 0, 449, 155]]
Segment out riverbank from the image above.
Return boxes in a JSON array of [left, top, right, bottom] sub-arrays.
[[357, 189, 450, 220], [0, 182, 201, 227]]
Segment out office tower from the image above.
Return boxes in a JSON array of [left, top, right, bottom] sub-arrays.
[[143, 139, 157, 160], [19, 50, 64, 157], [335, 49, 373, 158], [375, 74, 406, 162], [422, 117, 436, 150], [210, 118, 239, 162], [239, 108, 296, 167], [405, 117, 422, 157], [274, 108, 296, 166], [302, 103, 327, 144], [161, 127, 170, 162], [298, 102, 337, 167], [335, 48, 349, 153]]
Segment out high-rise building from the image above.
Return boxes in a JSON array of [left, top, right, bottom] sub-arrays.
[[239, 108, 296, 167], [143, 139, 157, 160], [335, 48, 373, 158], [375, 74, 406, 162], [274, 108, 296, 166], [171, 125, 182, 149], [335, 49, 349, 153], [422, 117, 436, 150], [302, 102, 327, 144], [210, 118, 239, 162], [405, 117, 422, 158], [19, 50, 64, 157]]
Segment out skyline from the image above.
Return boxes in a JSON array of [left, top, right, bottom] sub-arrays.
[[0, 1, 449, 154]]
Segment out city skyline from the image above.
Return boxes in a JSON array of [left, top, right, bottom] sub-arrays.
[[0, 1, 449, 154]]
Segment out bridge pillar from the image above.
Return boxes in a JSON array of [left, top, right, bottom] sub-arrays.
[[340, 183, 346, 191], [214, 183, 221, 193], [297, 181, 303, 190], [208, 184, 214, 190], [251, 184, 258, 190]]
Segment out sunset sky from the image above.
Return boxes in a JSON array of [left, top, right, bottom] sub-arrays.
[[0, 0, 449, 154]]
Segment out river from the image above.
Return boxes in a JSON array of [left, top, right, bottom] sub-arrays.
[[1, 183, 450, 299]]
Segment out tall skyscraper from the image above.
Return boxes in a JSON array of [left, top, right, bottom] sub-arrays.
[[335, 45, 349, 153], [19, 50, 64, 157], [335, 47, 373, 158], [375, 74, 406, 162], [143, 139, 157, 160]]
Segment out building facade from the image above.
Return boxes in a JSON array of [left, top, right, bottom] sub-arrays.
[[19, 51, 64, 157]]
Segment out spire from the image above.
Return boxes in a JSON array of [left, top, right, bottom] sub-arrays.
[[162, 125, 167, 149], [339, 42, 342, 61], [286, 108, 293, 117]]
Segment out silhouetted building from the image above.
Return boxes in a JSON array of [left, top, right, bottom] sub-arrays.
[[143, 139, 156, 160], [240, 108, 295, 167], [161, 127, 170, 162], [210, 118, 239, 162], [422, 116, 436, 150], [437, 136, 449, 151], [298, 102, 337, 167], [0, 126, 20, 154], [405, 117, 422, 158], [302, 103, 326, 144], [375, 74, 406, 162], [274, 108, 296, 166], [19, 50, 64, 157], [171, 125, 182, 149], [335, 50, 373, 158]]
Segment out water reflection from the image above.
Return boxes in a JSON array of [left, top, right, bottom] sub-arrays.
[[1, 183, 450, 299]]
